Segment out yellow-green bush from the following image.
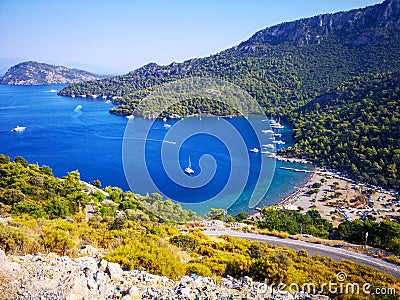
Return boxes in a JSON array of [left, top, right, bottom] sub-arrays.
[[105, 237, 185, 280], [0, 223, 39, 254], [185, 263, 212, 277]]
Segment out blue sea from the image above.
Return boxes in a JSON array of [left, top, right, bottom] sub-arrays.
[[0, 84, 313, 215]]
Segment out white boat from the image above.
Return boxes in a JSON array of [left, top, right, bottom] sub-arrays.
[[163, 117, 167, 122], [271, 117, 284, 129], [263, 144, 275, 149], [273, 140, 285, 145], [74, 105, 82, 112], [249, 148, 259, 153], [262, 129, 274, 134], [12, 126, 26, 132], [273, 133, 282, 137], [272, 123, 284, 129], [185, 156, 195, 175], [92, 95, 98, 99], [49, 89, 57, 93], [102, 95, 107, 99], [71, 94, 76, 98], [81, 94, 87, 98], [105, 100, 111, 103], [163, 124, 172, 128], [126, 115, 134, 120]]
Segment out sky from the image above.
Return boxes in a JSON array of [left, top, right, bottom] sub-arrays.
[[0, 0, 383, 74]]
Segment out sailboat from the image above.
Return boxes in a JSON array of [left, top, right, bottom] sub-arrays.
[[12, 125, 26, 132], [185, 156, 195, 175]]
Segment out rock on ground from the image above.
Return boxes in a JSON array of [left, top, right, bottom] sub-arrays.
[[0, 249, 327, 300]]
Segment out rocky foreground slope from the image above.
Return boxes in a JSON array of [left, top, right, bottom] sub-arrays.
[[0, 61, 102, 85], [0, 248, 325, 300]]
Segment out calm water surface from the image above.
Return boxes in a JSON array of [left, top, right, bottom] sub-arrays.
[[0, 84, 312, 215]]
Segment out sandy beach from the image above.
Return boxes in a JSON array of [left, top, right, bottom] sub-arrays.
[[277, 167, 400, 226]]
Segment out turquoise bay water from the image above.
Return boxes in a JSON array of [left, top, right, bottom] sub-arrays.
[[0, 84, 312, 215]]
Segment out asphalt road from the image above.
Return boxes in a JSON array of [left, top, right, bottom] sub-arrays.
[[204, 230, 400, 279]]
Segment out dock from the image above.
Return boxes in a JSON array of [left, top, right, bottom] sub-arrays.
[[279, 166, 313, 173]]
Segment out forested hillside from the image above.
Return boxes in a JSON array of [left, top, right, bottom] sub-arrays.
[[283, 72, 400, 190]]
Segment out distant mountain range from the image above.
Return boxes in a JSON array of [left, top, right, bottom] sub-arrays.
[[58, 0, 400, 115], [0, 61, 102, 85]]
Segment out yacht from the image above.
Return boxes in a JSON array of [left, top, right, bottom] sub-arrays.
[[74, 105, 82, 112], [185, 156, 195, 175], [49, 89, 57, 93], [92, 95, 98, 99], [163, 124, 172, 128], [12, 126, 26, 132], [271, 117, 284, 129], [163, 117, 167, 122], [263, 144, 275, 149], [261, 129, 274, 134], [71, 94, 76, 98], [102, 95, 107, 99], [126, 115, 134, 120], [272, 123, 284, 129], [249, 148, 259, 153]]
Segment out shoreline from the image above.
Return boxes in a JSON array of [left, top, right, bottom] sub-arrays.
[[261, 162, 399, 225], [276, 167, 316, 207]]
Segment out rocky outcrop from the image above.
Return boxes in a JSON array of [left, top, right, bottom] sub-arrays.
[[241, 0, 400, 46], [0, 61, 102, 85], [0, 249, 328, 300]]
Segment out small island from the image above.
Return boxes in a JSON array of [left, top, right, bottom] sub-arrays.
[[0, 61, 102, 85]]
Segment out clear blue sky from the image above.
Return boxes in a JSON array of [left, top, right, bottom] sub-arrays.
[[0, 0, 383, 74]]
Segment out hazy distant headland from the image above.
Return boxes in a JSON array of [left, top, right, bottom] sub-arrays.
[[0, 61, 103, 85]]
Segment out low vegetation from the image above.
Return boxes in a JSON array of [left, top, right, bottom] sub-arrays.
[[1, 217, 398, 299], [1, 155, 399, 299]]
